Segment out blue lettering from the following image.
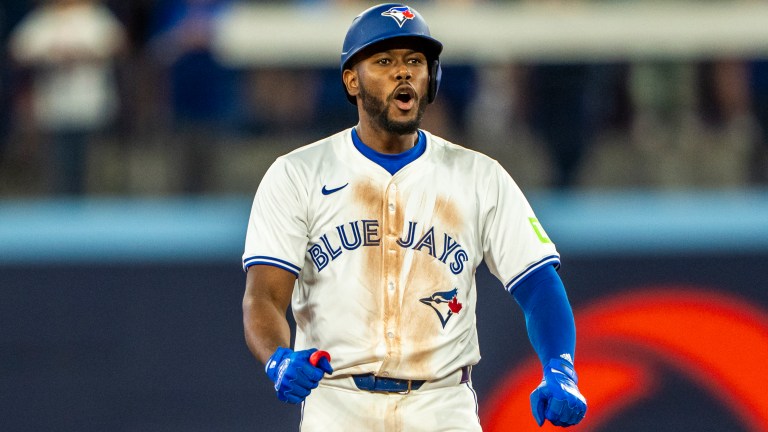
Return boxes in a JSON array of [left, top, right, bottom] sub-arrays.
[[320, 234, 342, 260], [412, 226, 436, 258], [337, 221, 362, 250], [310, 219, 470, 274], [362, 219, 380, 246], [439, 233, 461, 263], [450, 249, 468, 275], [309, 244, 329, 271], [397, 221, 418, 248]]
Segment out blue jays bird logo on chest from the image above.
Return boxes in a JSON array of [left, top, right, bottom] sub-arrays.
[[381, 6, 415, 28], [420, 288, 463, 329]]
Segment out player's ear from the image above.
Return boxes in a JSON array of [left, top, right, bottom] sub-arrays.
[[343, 69, 360, 98]]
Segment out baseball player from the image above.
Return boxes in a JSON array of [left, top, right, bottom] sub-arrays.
[[242, 4, 587, 430]]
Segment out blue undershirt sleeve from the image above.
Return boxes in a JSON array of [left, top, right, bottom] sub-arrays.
[[511, 264, 576, 366]]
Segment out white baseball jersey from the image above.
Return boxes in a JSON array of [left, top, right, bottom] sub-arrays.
[[243, 128, 559, 381]]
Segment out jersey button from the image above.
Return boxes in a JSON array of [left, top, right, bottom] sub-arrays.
[[387, 331, 395, 339], [388, 281, 395, 291], [381, 371, 390, 377], [388, 203, 395, 212]]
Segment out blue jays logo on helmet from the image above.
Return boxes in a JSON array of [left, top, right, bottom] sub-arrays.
[[420, 288, 463, 329], [381, 6, 415, 28]]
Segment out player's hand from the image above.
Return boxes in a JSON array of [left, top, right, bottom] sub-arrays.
[[265, 347, 333, 404], [530, 358, 587, 427]]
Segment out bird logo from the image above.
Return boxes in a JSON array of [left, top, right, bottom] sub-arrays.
[[381, 6, 415, 28], [420, 288, 463, 329]]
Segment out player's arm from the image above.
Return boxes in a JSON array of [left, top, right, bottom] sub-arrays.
[[478, 161, 585, 425], [242, 265, 333, 404], [242, 264, 295, 364], [512, 265, 587, 427]]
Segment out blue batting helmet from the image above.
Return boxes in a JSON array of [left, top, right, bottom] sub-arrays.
[[340, 4, 443, 104]]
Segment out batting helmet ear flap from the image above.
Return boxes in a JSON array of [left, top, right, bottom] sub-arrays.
[[428, 59, 442, 103]]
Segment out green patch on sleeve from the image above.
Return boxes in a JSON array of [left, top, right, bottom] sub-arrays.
[[529, 217, 552, 244]]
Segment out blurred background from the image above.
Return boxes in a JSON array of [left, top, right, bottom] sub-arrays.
[[1, 1, 768, 431]]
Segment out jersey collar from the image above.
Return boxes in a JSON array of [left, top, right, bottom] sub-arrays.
[[351, 128, 427, 176]]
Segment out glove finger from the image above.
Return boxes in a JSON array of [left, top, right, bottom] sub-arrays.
[[575, 409, 586, 424], [557, 400, 582, 426], [545, 397, 567, 424], [294, 359, 325, 382], [282, 391, 305, 405], [530, 388, 546, 427], [570, 406, 585, 425], [278, 377, 314, 404], [316, 356, 333, 375], [288, 372, 317, 391], [289, 382, 312, 400], [303, 376, 321, 391], [276, 391, 288, 403], [551, 402, 584, 426], [569, 407, 587, 425], [282, 360, 321, 386], [276, 389, 303, 404], [554, 409, 576, 426], [293, 355, 323, 381], [567, 392, 587, 425]]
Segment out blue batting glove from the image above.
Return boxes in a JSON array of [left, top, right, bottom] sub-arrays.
[[265, 347, 333, 404], [530, 358, 587, 427]]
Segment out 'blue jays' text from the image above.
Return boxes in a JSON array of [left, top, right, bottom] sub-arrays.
[[308, 220, 469, 274]]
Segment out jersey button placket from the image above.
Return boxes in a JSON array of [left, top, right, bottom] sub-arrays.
[[383, 182, 399, 364], [384, 183, 399, 295], [387, 184, 397, 213], [385, 183, 398, 259]]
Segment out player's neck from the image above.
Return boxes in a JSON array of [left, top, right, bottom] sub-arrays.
[[354, 124, 418, 155]]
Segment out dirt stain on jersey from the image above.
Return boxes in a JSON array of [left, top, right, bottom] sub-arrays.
[[382, 183, 406, 368], [395, 193, 462, 377], [352, 179, 384, 341], [400, 251, 450, 377], [352, 180, 382, 217], [389, 395, 403, 432], [433, 195, 463, 233], [351, 180, 462, 378]]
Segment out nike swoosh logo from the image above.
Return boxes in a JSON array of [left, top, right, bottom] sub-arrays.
[[321, 183, 349, 195]]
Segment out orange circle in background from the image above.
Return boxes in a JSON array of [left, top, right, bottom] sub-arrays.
[[482, 286, 768, 432]]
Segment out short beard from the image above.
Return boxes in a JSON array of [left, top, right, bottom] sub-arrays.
[[359, 85, 427, 136]]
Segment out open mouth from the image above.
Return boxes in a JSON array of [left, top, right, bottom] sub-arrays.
[[393, 86, 416, 110]]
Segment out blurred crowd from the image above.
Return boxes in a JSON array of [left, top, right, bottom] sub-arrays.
[[1, 0, 768, 196]]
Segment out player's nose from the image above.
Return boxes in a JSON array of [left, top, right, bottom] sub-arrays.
[[395, 65, 411, 81]]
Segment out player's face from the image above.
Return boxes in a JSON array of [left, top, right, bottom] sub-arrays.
[[352, 48, 430, 135]]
